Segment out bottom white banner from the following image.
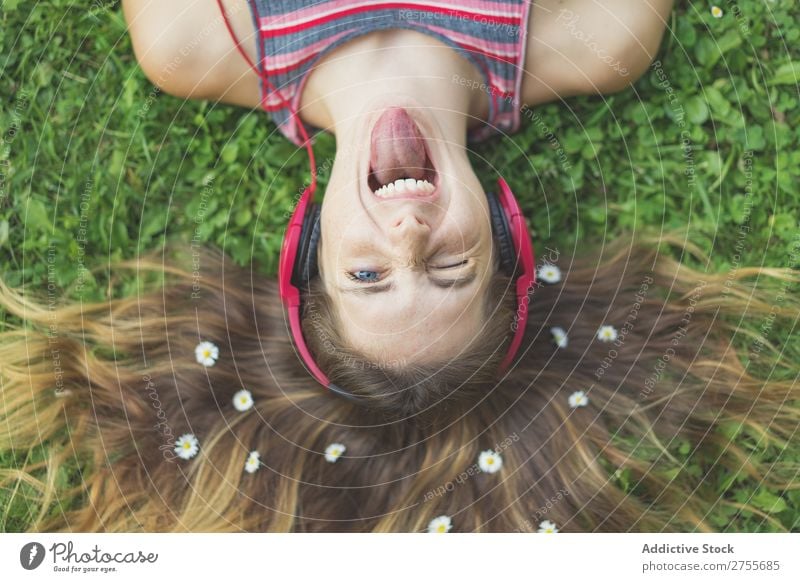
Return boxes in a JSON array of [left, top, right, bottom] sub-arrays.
[[1, 533, 797, 581]]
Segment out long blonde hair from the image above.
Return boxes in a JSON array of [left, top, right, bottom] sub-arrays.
[[1, 235, 797, 531]]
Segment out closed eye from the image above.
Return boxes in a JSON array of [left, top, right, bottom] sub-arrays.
[[431, 259, 468, 270]]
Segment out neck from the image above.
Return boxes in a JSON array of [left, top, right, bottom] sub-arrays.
[[300, 30, 489, 148]]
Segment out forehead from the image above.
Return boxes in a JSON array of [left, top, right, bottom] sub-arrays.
[[335, 285, 489, 363]]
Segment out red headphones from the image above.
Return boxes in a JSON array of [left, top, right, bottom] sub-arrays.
[[278, 179, 536, 393], [216, 0, 536, 394]]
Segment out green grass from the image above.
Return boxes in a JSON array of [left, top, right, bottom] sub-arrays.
[[1, 0, 798, 531]]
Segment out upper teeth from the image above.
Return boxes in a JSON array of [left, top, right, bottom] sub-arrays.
[[373, 178, 435, 197]]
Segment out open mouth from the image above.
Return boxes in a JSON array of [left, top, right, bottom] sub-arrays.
[[367, 107, 439, 199], [367, 148, 439, 197]]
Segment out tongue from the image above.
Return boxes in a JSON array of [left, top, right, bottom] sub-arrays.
[[369, 107, 428, 185]]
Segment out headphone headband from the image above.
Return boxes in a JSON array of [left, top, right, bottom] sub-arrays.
[[495, 177, 536, 373], [278, 187, 331, 386]]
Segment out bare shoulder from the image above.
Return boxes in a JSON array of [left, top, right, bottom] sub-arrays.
[[122, 0, 261, 108], [520, 0, 675, 106]]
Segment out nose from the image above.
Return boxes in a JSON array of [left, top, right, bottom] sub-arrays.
[[389, 214, 429, 237], [392, 213, 427, 229], [388, 214, 430, 261]]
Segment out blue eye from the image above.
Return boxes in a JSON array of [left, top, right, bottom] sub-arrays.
[[349, 270, 381, 283]]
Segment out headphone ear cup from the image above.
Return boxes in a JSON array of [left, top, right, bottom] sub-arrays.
[[487, 191, 516, 276], [294, 203, 321, 287]]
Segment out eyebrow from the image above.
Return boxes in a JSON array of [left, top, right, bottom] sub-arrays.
[[338, 271, 478, 296]]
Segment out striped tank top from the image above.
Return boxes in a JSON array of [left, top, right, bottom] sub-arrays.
[[242, 0, 532, 146]]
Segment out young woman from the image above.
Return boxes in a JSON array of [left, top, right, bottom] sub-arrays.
[[1, 1, 797, 533], [123, 0, 675, 377]]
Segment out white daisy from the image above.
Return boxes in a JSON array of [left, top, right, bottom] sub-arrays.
[[537, 263, 562, 284], [233, 389, 254, 412], [244, 450, 261, 474], [427, 515, 453, 533], [478, 449, 503, 474], [174, 433, 199, 460], [324, 443, 346, 463], [596, 325, 618, 342], [568, 390, 589, 408], [550, 326, 568, 348], [195, 340, 219, 367], [538, 520, 559, 533], [710, 6, 723, 18]]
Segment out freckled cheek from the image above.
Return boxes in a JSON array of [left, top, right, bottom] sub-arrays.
[[441, 210, 489, 244], [319, 228, 354, 268]]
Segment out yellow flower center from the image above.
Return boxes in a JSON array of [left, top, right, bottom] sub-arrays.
[[183, 442, 191, 449], [437, 525, 446, 533], [487, 458, 494, 465], [203, 349, 211, 358]]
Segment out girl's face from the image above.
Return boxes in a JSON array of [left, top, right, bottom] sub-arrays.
[[317, 106, 497, 366]]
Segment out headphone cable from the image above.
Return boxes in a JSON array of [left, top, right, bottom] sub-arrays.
[[216, 0, 318, 196]]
